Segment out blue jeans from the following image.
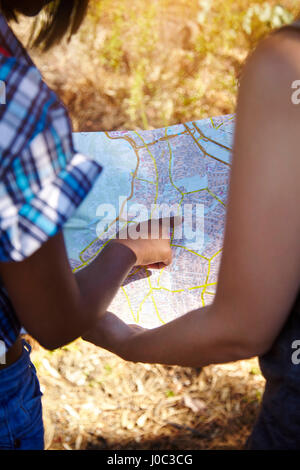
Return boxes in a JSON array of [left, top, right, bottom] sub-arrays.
[[0, 339, 44, 450]]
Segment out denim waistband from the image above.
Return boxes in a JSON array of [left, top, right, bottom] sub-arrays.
[[0, 339, 32, 394]]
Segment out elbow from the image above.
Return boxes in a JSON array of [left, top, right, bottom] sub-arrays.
[[212, 299, 275, 362], [38, 338, 65, 352], [29, 310, 93, 351], [30, 327, 79, 351], [230, 336, 273, 361], [36, 334, 69, 351]]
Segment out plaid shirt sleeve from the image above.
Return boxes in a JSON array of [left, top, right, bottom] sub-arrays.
[[0, 55, 102, 262]]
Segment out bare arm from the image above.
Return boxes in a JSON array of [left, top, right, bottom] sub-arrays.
[[0, 234, 135, 350], [0, 219, 173, 350], [85, 30, 300, 366]]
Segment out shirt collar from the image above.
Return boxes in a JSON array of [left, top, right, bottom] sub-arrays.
[[0, 13, 34, 67]]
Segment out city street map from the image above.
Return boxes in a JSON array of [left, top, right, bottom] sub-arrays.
[[63, 114, 235, 328]]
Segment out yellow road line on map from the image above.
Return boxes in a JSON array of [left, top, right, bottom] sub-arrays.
[[72, 127, 224, 322], [121, 286, 138, 323], [206, 188, 225, 207], [184, 188, 207, 195], [188, 282, 216, 291], [209, 249, 222, 260], [199, 249, 222, 306], [153, 286, 185, 293], [131, 130, 189, 149], [153, 281, 216, 294], [127, 266, 143, 278], [134, 267, 156, 323], [121, 248, 221, 323], [157, 266, 165, 286], [171, 244, 209, 261], [72, 133, 141, 271], [136, 290, 153, 323], [145, 267, 167, 324], [200, 261, 211, 307], [210, 115, 234, 130], [184, 186, 226, 207], [134, 175, 156, 185], [77, 219, 130, 266], [151, 295, 165, 324], [165, 128, 226, 211]]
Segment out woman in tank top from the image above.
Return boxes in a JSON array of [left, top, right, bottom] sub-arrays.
[[84, 19, 300, 449]]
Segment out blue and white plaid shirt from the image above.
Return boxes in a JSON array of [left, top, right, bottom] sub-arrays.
[[0, 14, 102, 351]]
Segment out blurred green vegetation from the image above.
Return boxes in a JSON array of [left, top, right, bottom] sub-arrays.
[[64, 0, 299, 130]]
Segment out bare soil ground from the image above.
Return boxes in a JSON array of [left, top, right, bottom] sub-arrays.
[[28, 337, 265, 450]]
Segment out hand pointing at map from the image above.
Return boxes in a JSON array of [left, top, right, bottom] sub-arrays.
[[110, 216, 182, 269]]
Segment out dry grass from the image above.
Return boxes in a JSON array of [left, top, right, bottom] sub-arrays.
[[10, 0, 298, 450], [27, 337, 265, 450], [13, 0, 299, 131]]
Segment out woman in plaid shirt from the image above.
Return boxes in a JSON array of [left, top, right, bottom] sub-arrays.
[[0, 0, 173, 450]]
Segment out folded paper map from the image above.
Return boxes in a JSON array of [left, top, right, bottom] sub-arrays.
[[63, 114, 235, 328]]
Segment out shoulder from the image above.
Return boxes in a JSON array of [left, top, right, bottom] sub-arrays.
[[237, 24, 300, 119], [0, 55, 71, 162], [242, 24, 300, 85]]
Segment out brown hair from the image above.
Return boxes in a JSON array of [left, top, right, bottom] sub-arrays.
[[0, 0, 89, 50]]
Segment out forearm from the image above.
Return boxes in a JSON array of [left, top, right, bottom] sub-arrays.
[[74, 242, 136, 327], [119, 304, 254, 367]]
